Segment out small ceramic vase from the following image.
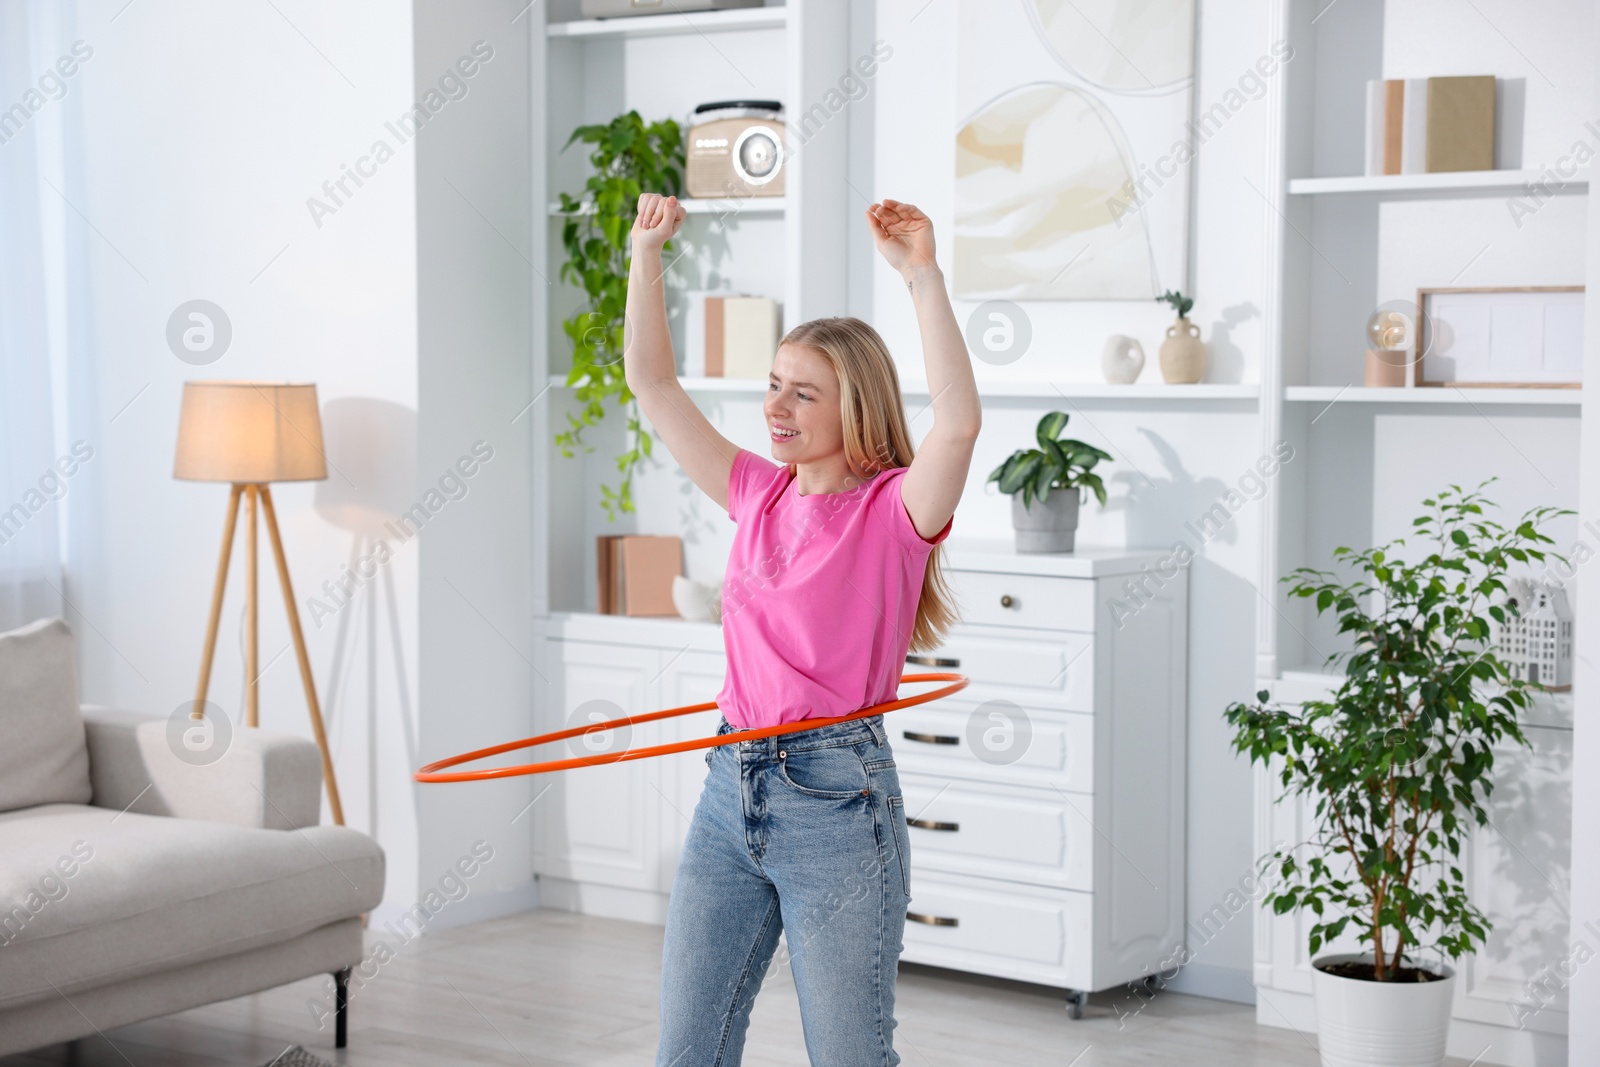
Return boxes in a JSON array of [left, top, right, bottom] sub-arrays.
[[1100, 335, 1146, 384], [1159, 316, 1206, 384]]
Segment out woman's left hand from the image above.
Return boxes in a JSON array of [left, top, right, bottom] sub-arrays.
[[866, 198, 937, 277]]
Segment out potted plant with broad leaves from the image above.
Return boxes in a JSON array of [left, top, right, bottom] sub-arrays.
[[987, 411, 1111, 553], [555, 110, 685, 519], [1224, 482, 1567, 1067]]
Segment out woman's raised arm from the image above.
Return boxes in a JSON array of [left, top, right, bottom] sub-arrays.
[[865, 198, 982, 541], [623, 193, 742, 512]]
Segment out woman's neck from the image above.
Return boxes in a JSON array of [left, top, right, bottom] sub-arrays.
[[790, 458, 871, 496]]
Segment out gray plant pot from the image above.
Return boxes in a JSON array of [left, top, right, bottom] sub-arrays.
[[1011, 487, 1081, 553]]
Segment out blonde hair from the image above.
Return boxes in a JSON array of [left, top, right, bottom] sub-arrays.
[[777, 316, 959, 653]]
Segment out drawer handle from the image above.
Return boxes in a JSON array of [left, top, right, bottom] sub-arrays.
[[999, 594, 1015, 608], [907, 911, 959, 927], [907, 817, 959, 832], [907, 654, 959, 668], [902, 730, 960, 745]]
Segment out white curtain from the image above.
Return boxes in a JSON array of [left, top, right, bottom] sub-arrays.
[[0, 0, 66, 631]]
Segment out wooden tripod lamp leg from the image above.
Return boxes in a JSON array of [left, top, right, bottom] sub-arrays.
[[194, 484, 245, 719], [245, 484, 260, 729], [258, 485, 346, 826]]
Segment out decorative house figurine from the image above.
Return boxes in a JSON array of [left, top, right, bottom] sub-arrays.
[[1496, 577, 1574, 690]]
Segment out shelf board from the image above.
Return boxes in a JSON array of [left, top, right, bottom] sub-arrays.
[[547, 6, 788, 39], [546, 375, 1258, 401], [1286, 169, 1587, 198], [1285, 385, 1581, 406], [930, 381, 1259, 401], [549, 197, 785, 217]]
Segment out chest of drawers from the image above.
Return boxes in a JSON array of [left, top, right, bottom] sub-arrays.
[[895, 542, 1188, 1015]]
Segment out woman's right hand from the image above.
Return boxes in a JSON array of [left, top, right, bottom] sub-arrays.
[[632, 193, 687, 254]]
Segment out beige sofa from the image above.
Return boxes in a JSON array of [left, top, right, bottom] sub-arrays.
[[0, 617, 385, 1057]]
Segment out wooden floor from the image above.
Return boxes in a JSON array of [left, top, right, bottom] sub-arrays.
[[0, 908, 1478, 1066]]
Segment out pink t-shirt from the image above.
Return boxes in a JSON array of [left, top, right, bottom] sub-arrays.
[[717, 448, 953, 729]]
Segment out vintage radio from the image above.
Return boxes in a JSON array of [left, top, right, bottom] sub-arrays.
[[685, 100, 786, 199]]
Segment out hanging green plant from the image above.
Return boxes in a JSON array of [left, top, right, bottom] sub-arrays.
[[555, 110, 685, 520]]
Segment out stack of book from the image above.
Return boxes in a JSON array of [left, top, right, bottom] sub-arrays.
[[1365, 75, 1496, 175], [684, 291, 780, 379], [597, 535, 683, 616]]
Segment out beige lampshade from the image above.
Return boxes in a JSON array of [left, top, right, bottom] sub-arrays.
[[174, 381, 328, 483]]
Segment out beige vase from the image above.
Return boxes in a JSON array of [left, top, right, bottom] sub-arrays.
[[1159, 316, 1206, 384]]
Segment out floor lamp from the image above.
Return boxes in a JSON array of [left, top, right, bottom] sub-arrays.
[[174, 380, 346, 826]]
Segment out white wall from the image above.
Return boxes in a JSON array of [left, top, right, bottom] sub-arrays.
[[48, 0, 538, 936], [410, 0, 537, 925], [47, 0, 421, 925]]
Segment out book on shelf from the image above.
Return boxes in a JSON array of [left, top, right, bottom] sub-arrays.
[[684, 288, 732, 378], [683, 291, 779, 380], [597, 535, 683, 616], [1426, 75, 1495, 173], [1364, 75, 1495, 176]]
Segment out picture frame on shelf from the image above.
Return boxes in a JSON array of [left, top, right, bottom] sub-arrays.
[[1415, 285, 1584, 388]]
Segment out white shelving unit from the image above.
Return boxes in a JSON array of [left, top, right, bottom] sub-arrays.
[[1249, 3, 1588, 1064], [534, 0, 848, 621]]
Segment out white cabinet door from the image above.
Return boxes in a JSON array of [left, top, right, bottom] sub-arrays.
[[655, 648, 728, 892], [533, 639, 660, 891]]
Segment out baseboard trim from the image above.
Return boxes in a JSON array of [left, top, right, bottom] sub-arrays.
[[536, 877, 671, 926], [368, 880, 541, 933], [1159, 962, 1257, 1004]]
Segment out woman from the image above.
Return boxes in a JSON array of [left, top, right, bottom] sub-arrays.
[[624, 193, 981, 1067]]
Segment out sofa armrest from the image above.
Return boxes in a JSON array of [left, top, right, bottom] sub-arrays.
[[81, 706, 324, 830]]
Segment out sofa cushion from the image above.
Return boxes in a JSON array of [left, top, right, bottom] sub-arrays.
[[0, 803, 384, 1011], [0, 618, 91, 813]]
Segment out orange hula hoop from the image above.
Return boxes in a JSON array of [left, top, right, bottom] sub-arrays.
[[414, 671, 969, 783]]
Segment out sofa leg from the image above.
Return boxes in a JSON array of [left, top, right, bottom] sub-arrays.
[[334, 966, 351, 1049]]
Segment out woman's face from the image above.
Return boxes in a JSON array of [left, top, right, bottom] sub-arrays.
[[765, 343, 844, 464]]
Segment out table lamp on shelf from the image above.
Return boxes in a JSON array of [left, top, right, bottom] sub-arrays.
[[1364, 300, 1423, 388], [174, 380, 345, 826]]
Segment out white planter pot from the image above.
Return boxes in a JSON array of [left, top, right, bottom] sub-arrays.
[[1311, 953, 1455, 1067]]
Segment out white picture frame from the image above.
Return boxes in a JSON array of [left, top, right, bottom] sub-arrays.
[[1416, 286, 1584, 388]]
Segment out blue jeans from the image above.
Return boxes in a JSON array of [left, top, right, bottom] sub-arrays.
[[657, 712, 911, 1066]]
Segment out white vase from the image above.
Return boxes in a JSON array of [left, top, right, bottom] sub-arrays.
[[1311, 954, 1455, 1067], [671, 575, 722, 623], [1100, 334, 1145, 383]]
